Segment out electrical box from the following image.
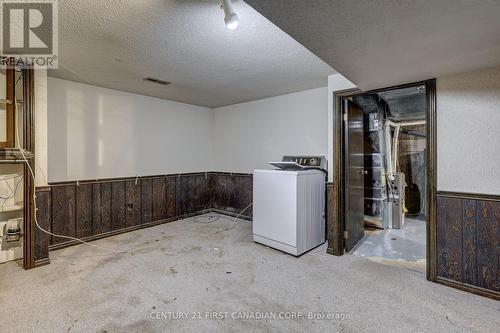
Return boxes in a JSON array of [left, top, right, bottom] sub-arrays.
[[0, 218, 23, 263], [389, 172, 406, 229], [0, 169, 24, 263]]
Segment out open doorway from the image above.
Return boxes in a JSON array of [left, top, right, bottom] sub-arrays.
[[337, 81, 435, 275]]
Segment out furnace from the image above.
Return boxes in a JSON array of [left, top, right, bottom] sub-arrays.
[[339, 84, 428, 270]]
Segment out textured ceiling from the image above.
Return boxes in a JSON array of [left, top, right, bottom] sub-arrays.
[[49, 0, 335, 108], [245, 0, 500, 91]]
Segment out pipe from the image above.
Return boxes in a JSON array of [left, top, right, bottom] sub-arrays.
[[392, 125, 401, 172], [386, 119, 426, 127], [0, 159, 28, 164], [399, 129, 426, 138], [386, 119, 425, 175], [384, 121, 394, 178]]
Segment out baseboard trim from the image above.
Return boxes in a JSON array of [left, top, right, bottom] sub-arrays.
[[436, 277, 500, 301], [48, 209, 252, 252], [437, 191, 500, 202], [326, 247, 342, 256], [210, 208, 252, 221], [34, 257, 50, 268]]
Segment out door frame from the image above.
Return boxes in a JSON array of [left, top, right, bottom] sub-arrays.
[[328, 79, 437, 282]]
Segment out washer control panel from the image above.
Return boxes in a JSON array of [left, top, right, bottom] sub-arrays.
[[282, 156, 326, 169]]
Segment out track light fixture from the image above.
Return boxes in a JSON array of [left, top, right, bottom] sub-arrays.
[[221, 0, 239, 30]]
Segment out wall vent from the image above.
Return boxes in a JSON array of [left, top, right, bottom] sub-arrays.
[[144, 77, 171, 86]]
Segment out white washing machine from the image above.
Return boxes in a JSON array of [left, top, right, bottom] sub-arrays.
[[253, 156, 326, 256]]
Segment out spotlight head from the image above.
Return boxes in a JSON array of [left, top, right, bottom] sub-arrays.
[[221, 0, 239, 30], [225, 13, 239, 30]]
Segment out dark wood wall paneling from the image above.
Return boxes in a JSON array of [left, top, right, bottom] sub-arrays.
[[34, 187, 51, 264], [76, 184, 93, 238], [177, 175, 187, 216], [126, 180, 142, 228], [242, 175, 253, 217], [186, 175, 196, 214], [214, 173, 226, 211], [111, 181, 126, 231], [152, 177, 167, 221], [141, 178, 153, 224], [34, 172, 254, 262], [93, 183, 112, 234], [51, 185, 76, 245], [212, 172, 253, 217], [326, 183, 341, 255], [166, 176, 177, 218], [437, 193, 499, 297]]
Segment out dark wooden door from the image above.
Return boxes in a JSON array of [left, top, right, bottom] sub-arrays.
[[344, 99, 365, 252]]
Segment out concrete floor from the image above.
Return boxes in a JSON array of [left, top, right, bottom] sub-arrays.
[[352, 218, 426, 273], [0, 214, 498, 333]]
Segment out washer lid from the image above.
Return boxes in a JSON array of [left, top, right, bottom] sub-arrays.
[[269, 161, 306, 171], [254, 169, 324, 176]]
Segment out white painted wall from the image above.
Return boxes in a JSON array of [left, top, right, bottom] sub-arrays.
[[437, 67, 500, 195], [47, 78, 213, 182], [44, 69, 500, 196], [212, 87, 329, 174], [324, 70, 500, 195], [47, 80, 332, 180]]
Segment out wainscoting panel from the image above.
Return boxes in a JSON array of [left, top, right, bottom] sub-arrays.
[[437, 192, 499, 296], [241, 175, 253, 217], [195, 174, 207, 212], [75, 184, 93, 239], [437, 196, 463, 282], [141, 178, 153, 224], [213, 173, 226, 211], [34, 172, 254, 264], [476, 200, 499, 291], [210, 173, 253, 217], [186, 175, 196, 215], [177, 175, 188, 216], [34, 187, 51, 264], [125, 180, 142, 228], [51, 185, 76, 245], [166, 176, 176, 218], [152, 177, 167, 221], [227, 175, 236, 212], [111, 181, 126, 231], [207, 173, 216, 208], [462, 199, 478, 286], [94, 182, 112, 234]]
